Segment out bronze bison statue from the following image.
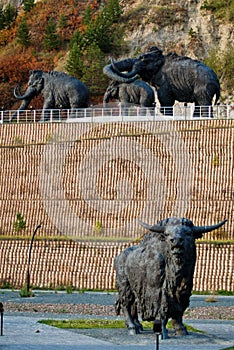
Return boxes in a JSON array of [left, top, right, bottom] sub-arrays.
[[114, 217, 227, 339]]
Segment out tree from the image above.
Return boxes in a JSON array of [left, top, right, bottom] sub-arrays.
[[82, 43, 108, 96], [13, 212, 26, 233], [59, 14, 67, 29], [0, 5, 4, 30], [82, 4, 92, 25], [1, 3, 17, 29], [16, 17, 31, 48], [84, 0, 124, 53], [43, 18, 61, 51], [69, 29, 85, 51], [23, 0, 35, 13], [105, 0, 123, 23], [65, 42, 84, 79]]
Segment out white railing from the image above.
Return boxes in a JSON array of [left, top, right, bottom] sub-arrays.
[[0, 104, 233, 123]]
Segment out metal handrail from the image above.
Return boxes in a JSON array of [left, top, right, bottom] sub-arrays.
[[0, 104, 233, 123]]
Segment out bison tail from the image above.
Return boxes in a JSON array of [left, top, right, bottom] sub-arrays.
[[115, 298, 122, 315]]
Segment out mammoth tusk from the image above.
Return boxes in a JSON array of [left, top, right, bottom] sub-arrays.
[[14, 85, 24, 99], [103, 64, 138, 83], [111, 58, 139, 79], [103, 57, 139, 83], [138, 219, 165, 233], [14, 85, 36, 100]]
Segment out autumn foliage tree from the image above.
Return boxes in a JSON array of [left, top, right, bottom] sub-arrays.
[[0, 0, 125, 108]]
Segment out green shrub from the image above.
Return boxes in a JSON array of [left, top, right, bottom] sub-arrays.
[[204, 46, 234, 100], [201, 0, 234, 22], [19, 285, 34, 298], [13, 212, 26, 233]]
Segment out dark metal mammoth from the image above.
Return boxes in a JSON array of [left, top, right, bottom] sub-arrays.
[[103, 79, 155, 116], [12, 70, 89, 121], [103, 46, 220, 118]]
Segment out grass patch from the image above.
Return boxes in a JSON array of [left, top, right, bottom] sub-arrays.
[[193, 291, 234, 296], [220, 347, 234, 350], [39, 319, 128, 329], [19, 286, 34, 298], [38, 319, 203, 333]]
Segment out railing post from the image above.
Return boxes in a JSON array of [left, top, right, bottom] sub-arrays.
[[0, 302, 4, 336]]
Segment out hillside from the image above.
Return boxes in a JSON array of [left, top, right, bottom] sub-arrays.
[[120, 0, 233, 103], [0, 0, 233, 109]]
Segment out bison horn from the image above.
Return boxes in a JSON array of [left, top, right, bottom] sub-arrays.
[[138, 219, 165, 233], [194, 219, 227, 235]]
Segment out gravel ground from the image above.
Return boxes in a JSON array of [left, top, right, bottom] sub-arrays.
[[1, 291, 233, 320], [3, 302, 234, 320], [1, 291, 233, 348]]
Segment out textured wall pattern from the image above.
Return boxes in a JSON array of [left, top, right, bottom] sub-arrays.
[[0, 119, 233, 240], [0, 119, 233, 291], [0, 240, 233, 291]]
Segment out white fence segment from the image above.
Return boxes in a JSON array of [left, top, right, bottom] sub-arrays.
[[0, 104, 233, 123]]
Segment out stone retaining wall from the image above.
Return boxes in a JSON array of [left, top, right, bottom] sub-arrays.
[[0, 120, 233, 240], [0, 119, 233, 291], [0, 240, 233, 292]]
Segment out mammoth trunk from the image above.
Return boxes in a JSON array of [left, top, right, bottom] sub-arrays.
[[10, 99, 31, 122], [103, 92, 110, 105]]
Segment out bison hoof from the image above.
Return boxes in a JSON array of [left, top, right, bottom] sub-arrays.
[[176, 328, 188, 336], [128, 327, 137, 335], [162, 332, 169, 340]]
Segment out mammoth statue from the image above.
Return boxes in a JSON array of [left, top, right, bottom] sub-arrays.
[[12, 70, 89, 122], [103, 80, 155, 115], [103, 46, 220, 118]]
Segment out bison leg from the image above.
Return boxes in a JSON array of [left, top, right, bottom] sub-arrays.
[[161, 318, 169, 339], [123, 304, 139, 335], [131, 302, 143, 333], [115, 297, 138, 334], [171, 317, 188, 336]]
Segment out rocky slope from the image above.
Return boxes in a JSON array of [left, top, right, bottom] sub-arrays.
[[120, 0, 233, 58], [120, 0, 233, 102]]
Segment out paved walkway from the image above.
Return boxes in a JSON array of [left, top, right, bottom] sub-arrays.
[[0, 291, 233, 350]]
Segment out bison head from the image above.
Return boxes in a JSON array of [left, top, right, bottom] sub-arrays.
[[138, 217, 227, 262]]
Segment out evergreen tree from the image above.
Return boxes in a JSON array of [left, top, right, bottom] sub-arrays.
[[84, 11, 111, 53], [2, 3, 17, 29], [23, 0, 35, 13], [43, 18, 61, 51], [84, 0, 123, 53], [65, 42, 84, 79], [105, 0, 123, 23], [70, 29, 85, 50], [82, 43, 108, 96], [82, 4, 92, 25], [59, 14, 67, 29], [16, 16, 31, 48], [0, 5, 4, 30]]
